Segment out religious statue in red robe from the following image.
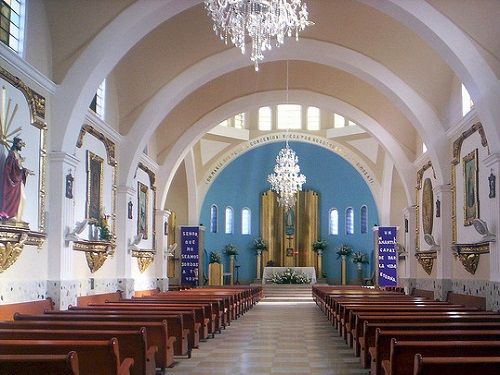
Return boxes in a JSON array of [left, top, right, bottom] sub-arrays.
[[0, 137, 34, 222]]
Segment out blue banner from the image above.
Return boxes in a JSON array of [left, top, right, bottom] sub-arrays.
[[378, 226, 397, 287], [180, 226, 200, 286]]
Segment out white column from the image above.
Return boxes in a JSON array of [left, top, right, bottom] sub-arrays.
[[380, 154, 394, 225], [155, 209, 170, 278], [47, 152, 79, 280], [402, 205, 417, 279], [484, 153, 500, 282], [116, 185, 135, 278], [434, 184, 453, 280]]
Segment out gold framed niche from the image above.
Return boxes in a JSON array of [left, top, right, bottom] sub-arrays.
[[421, 178, 434, 235], [463, 149, 479, 226], [86, 151, 104, 222], [415, 161, 435, 252], [137, 181, 149, 240]]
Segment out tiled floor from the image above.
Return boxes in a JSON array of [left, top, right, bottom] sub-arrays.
[[167, 287, 369, 375]]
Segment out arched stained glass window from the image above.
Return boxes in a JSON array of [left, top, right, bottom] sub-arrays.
[[329, 208, 338, 235], [361, 205, 368, 234], [241, 208, 251, 235], [210, 205, 218, 233], [225, 206, 234, 234], [346, 207, 354, 235]]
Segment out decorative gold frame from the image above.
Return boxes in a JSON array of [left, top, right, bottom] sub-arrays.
[[415, 161, 435, 252], [415, 250, 437, 275], [462, 149, 479, 226], [73, 239, 115, 273], [138, 162, 156, 246], [137, 182, 149, 240], [0, 67, 48, 235], [422, 178, 434, 235], [452, 242, 489, 275], [86, 151, 104, 221], [132, 249, 155, 273]]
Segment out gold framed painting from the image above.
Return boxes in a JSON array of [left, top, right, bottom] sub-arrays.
[[86, 151, 104, 221], [137, 181, 149, 239], [463, 149, 479, 226]]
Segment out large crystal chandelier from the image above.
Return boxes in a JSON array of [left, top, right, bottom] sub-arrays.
[[267, 140, 306, 210], [204, 0, 313, 71]]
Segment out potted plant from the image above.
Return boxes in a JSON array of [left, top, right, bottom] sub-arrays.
[[208, 251, 223, 285], [336, 243, 352, 285], [351, 251, 369, 268], [312, 239, 328, 255], [223, 244, 238, 285], [253, 238, 268, 253]]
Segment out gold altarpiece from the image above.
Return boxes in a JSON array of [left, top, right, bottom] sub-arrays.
[[260, 190, 319, 271]]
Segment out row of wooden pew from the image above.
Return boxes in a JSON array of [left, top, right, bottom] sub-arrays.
[[313, 285, 500, 375], [0, 285, 262, 375]]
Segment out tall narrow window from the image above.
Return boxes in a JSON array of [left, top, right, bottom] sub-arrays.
[[307, 106, 320, 130], [218, 119, 229, 127], [225, 206, 234, 234], [0, 0, 23, 54], [241, 208, 251, 235], [277, 104, 301, 129], [462, 84, 473, 116], [210, 205, 218, 233], [422, 143, 427, 154], [360, 205, 368, 234], [329, 208, 339, 235], [346, 207, 354, 234], [258, 106, 272, 130], [234, 113, 245, 129], [334, 113, 345, 128], [90, 80, 106, 119]]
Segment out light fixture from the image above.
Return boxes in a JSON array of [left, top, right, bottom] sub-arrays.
[[267, 141, 306, 210], [204, 0, 313, 71]]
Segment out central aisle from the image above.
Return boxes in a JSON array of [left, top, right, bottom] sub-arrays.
[[169, 286, 369, 375]]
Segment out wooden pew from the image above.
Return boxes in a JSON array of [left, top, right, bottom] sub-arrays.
[[372, 329, 500, 375], [0, 328, 156, 375], [0, 338, 133, 375], [77, 291, 122, 306], [0, 298, 54, 320], [446, 291, 486, 310], [14, 312, 189, 358], [383, 340, 500, 375], [413, 354, 500, 375], [0, 352, 79, 375], [9, 317, 176, 369], [360, 321, 500, 369]]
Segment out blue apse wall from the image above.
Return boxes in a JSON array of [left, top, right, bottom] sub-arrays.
[[199, 142, 379, 284]]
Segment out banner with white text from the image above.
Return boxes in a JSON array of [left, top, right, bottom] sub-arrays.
[[377, 226, 397, 287], [180, 226, 200, 286]]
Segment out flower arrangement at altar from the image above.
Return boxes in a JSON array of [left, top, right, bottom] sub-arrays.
[[223, 243, 239, 256], [312, 239, 328, 253], [269, 268, 311, 284], [98, 215, 113, 242], [209, 251, 222, 264], [351, 251, 369, 264], [253, 238, 268, 252], [336, 243, 352, 259]]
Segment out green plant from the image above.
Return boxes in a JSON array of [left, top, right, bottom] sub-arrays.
[[351, 251, 369, 264], [312, 239, 328, 253], [209, 251, 222, 264], [223, 243, 238, 256], [336, 243, 352, 259], [98, 215, 112, 241], [268, 268, 311, 284], [253, 238, 268, 251]]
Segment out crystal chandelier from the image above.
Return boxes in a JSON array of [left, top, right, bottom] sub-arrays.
[[204, 0, 313, 71], [267, 140, 306, 210]]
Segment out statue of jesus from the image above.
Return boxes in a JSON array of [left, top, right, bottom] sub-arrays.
[[0, 137, 34, 222]]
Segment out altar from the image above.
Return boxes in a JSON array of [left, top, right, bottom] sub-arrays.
[[262, 267, 317, 284]]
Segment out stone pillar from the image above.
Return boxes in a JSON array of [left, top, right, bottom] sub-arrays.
[[484, 153, 500, 283], [116, 185, 135, 296], [46, 152, 80, 309], [433, 184, 453, 300], [155, 209, 170, 291], [401, 206, 417, 292]]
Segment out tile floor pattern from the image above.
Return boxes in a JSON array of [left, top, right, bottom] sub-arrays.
[[167, 287, 369, 375]]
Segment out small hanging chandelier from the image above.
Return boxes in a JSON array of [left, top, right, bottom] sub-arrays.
[[204, 0, 313, 71], [267, 139, 306, 210]]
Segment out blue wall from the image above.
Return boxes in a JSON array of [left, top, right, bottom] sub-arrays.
[[199, 142, 379, 284]]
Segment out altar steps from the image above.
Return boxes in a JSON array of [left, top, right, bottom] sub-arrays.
[[261, 284, 313, 302]]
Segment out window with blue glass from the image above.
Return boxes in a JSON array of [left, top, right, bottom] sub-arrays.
[[329, 208, 338, 235], [241, 208, 251, 235], [225, 206, 234, 234], [346, 207, 354, 234], [361, 205, 368, 234], [210, 205, 218, 233]]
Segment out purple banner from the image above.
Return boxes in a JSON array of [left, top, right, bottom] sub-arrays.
[[378, 226, 397, 287], [180, 226, 199, 286]]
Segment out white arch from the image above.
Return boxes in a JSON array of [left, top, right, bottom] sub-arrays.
[[51, 0, 199, 153], [121, 40, 445, 189], [156, 89, 416, 212], [360, 0, 500, 152]]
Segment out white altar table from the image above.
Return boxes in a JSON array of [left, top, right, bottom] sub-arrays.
[[262, 266, 317, 284]]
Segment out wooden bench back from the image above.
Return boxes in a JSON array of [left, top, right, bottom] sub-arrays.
[[446, 291, 486, 310], [413, 354, 500, 375], [0, 352, 79, 375], [0, 298, 54, 320], [410, 288, 434, 299], [76, 291, 122, 307]]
